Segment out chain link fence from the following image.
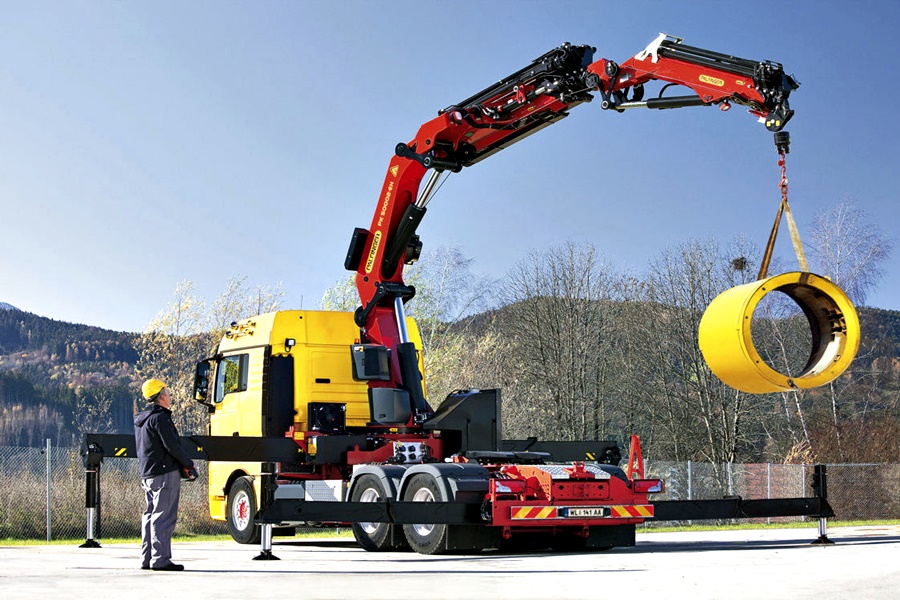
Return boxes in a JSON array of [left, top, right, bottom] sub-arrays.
[[0, 443, 226, 541], [646, 460, 900, 525], [2, 443, 898, 541]]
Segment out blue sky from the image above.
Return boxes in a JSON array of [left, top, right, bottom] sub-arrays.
[[1, 1, 898, 332]]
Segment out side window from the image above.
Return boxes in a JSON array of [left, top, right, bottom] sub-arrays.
[[215, 354, 248, 403]]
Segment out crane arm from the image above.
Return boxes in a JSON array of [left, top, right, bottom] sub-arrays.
[[344, 34, 799, 426], [592, 33, 797, 131]]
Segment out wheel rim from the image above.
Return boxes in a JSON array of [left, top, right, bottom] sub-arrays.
[[359, 487, 381, 535], [411, 486, 436, 537], [232, 490, 251, 530]]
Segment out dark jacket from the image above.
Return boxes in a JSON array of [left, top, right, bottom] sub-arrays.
[[134, 404, 194, 479]]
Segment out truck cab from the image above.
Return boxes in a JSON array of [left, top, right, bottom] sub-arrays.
[[193, 309, 424, 543]]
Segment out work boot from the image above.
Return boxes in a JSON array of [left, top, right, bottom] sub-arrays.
[[151, 563, 184, 571]]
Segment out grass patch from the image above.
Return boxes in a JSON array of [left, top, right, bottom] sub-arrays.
[[1, 528, 353, 546], [638, 519, 900, 533]]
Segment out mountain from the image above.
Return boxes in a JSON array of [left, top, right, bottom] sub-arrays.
[[859, 307, 900, 359], [1, 303, 899, 449], [0, 302, 18, 311], [0, 307, 139, 447]]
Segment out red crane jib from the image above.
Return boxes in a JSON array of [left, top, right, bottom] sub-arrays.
[[345, 34, 798, 414]]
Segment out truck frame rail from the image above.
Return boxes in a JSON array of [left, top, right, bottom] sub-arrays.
[[81, 433, 835, 554]]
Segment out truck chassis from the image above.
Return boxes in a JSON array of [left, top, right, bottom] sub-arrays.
[[81, 431, 834, 556]]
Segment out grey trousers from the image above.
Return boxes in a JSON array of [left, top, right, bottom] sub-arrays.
[[140, 469, 182, 568]]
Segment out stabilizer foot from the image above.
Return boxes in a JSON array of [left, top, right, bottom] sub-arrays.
[[254, 522, 279, 560], [812, 514, 833, 545]]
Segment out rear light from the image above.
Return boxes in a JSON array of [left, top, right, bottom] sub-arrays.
[[632, 479, 664, 494]]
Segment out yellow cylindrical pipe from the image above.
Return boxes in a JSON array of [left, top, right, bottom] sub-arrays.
[[698, 272, 860, 393]]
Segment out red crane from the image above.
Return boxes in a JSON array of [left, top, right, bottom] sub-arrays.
[[345, 33, 799, 426]]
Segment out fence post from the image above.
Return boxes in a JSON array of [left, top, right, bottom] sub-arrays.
[[45, 438, 51, 542], [687, 460, 692, 500], [687, 460, 693, 526], [801, 463, 807, 514], [766, 462, 772, 525]]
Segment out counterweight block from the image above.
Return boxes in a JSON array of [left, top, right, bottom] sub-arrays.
[[698, 272, 860, 393]]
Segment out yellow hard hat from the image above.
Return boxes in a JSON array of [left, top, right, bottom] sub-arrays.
[[141, 378, 167, 400]]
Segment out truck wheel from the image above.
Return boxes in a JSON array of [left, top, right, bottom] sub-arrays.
[[402, 474, 449, 555], [226, 476, 261, 545], [351, 474, 402, 551]]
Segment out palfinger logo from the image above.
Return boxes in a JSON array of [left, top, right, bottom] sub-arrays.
[[365, 231, 382, 274], [699, 74, 725, 87]]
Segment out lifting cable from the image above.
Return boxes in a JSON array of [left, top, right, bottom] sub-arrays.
[[757, 145, 809, 279]]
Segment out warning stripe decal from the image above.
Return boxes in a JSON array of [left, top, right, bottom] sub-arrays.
[[609, 505, 654, 518], [511, 506, 558, 520], [510, 505, 654, 520]]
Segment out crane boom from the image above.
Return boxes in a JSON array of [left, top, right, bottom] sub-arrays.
[[344, 34, 799, 426]]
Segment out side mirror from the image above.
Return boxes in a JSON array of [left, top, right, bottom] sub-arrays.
[[193, 361, 212, 405]]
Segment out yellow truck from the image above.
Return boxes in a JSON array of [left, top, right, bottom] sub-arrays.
[[193, 309, 662, 553], [195, 309, 424, 544]]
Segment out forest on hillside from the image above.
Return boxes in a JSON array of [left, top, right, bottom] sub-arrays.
[[2, 297, 899, 460], [0, 309, 138, 446], [0, 277, 285, 447], [2, 202, 899, 465]]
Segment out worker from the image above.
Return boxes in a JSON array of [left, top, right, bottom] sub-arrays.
[[134, 378, 197, 572]]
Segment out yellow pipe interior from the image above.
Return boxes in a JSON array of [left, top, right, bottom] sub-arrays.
[[698, 272, 860, 393]]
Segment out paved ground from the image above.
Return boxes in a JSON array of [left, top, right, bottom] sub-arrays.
[[2, 525, 899, 599]]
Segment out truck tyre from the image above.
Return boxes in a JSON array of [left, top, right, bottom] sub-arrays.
[[351, 474, 403, 551], [402, 473, 450, 555], [226, 476, 261, 545]]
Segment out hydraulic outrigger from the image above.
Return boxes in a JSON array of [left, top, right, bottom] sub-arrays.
[[81, 432, 834, 555]]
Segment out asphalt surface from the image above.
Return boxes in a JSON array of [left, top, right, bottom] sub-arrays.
[[3, 525, 899, 600]]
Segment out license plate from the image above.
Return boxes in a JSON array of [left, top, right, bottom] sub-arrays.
[[562, 506, 608, 518]]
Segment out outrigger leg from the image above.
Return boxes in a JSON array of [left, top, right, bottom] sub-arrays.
[[252, 463, 280, 560], [811, 465, 834, 545]]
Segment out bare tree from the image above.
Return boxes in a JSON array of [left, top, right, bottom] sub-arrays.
[[640, 238, 774, 466], [783, 198, 896, 460], [498, 242, 624, 441], [135, 278, 285, 434], [404, 246, 494, 387], [248, 282, 285, 316], [404, 245, 491, 351], [807, 197, 893, 306], [135, 281, 208, 434], [319, 246, 492, 408], [319, 275, 358, 312], [209, 276, 285, 335], [423, 323, 512, 411]]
